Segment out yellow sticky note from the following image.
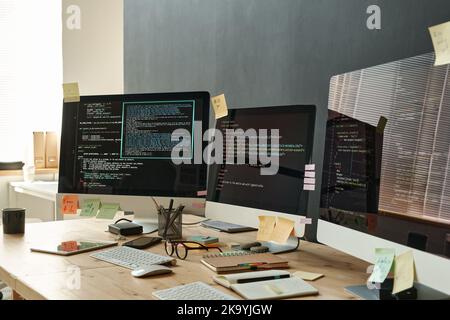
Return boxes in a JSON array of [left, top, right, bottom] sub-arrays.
[[377, 116, 388, 134], [270, 217, 295, 244], [293, 270, 324, 281], [429, 21, 450, 66], [393, 251, 415, 294], [63, 82, 80, 103], [211, 94, 229, 120], [256, 216, 276, 241]]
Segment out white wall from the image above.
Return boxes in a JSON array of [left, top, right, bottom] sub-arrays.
[[62, 0, 124, 95]]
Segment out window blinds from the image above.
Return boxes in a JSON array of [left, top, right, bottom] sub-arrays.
[[328, 52, 450, 222]]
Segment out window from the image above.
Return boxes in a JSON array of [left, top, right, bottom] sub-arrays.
[[0, 0, 62, 163]]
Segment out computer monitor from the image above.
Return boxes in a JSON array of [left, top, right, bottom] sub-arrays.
[[205, 105, 316, 238], [319, 52, 450, 295], [58, 91, 210, 218]]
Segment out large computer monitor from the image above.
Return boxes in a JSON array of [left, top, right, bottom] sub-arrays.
[[205, 105, 316, 238], [319, 52, 450, 295], [58, 91, 210, 218]]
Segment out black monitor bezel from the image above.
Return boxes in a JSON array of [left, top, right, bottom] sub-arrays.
[[206, 104, 316, 217], [58, 91, 210, 198]]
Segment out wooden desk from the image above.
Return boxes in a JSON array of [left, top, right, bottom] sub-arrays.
[[0, 216, 369, 300]]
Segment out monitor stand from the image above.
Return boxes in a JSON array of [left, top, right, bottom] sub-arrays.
[[345, 283, 450, 300], [261, 237, 300, 254]]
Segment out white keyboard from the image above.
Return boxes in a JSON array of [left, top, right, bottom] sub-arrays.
[[153, 282, 236, 300], [90, 246, 175, 270]]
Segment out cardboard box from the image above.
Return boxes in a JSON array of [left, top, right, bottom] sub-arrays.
[[45, 131, 58, 168], [33, 132, 46, 169]]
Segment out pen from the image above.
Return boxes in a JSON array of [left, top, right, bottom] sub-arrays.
[[237, 274, 290, 284]]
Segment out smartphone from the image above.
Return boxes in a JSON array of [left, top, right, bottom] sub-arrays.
[[122, 237, 162, 249]]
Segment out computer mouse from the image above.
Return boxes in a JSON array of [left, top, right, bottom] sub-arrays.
[[131, 265, 173, 278]]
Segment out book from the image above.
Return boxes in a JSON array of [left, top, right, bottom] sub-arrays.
[[213, 270, 319, 300], [188, 235, 219, 245], [201, 252, 289, 273]]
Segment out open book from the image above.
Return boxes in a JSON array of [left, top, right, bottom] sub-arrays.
[[213, 270, 319, 300]]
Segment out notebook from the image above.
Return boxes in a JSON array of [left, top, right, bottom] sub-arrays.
[[213, 270, 319, 300], [201, 251, 289, 273]]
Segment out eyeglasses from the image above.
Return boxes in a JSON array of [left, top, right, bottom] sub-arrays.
[[164, 240, 223, 260]]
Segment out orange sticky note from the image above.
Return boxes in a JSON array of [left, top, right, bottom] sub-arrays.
[[61, 241, 79, 252], [62, 195, 79, 214]]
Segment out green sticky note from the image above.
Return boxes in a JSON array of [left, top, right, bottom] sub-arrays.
[[368, 248, 396, 283], [96, 203, 120, 220], [80, 199, 101, 217]]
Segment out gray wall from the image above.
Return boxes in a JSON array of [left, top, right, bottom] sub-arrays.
[[124, 0, 450, 241]]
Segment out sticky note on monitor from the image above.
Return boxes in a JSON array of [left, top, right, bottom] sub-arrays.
[[368, 248, 395, 283], [80, 199, 101, 217], [270, 217, 295, 244], [197, 190, 207, 197], [305, 164, 315, 171], [303, 184, 315, 191], [256, 216, 276, 241], [305, 171, 315, 178], [393, 251, 415, 294], [96, 203, 120, 220], [429, 21, 450, 66], [62, 195, 79, 215], [211, 94, 229, 120], [63, 82, 80, 103]]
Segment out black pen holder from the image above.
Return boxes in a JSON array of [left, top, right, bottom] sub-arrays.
[[158, 207, 182, 240]]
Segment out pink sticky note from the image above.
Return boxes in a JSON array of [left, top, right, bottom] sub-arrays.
[[192, 202, 206, 209], [305, 164, 316, 171], [197, 190, 207, 197], [299, 218, 313, 225], [304, 178, 316, 185], [303, 184, 315, 191], [305, 171, 316, 178]]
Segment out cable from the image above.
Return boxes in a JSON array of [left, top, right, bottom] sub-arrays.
[[182, 219, 210, 226], [113, 218, 132, 224]]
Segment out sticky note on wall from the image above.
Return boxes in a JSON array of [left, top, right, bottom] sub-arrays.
[[377, 116, 388, 134], [429, 21, 450, 66], [63, 82, 80, 103], [211, 94, 229, 120], [62, 195, 79, 215]]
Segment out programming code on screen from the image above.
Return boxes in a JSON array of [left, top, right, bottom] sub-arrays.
[[321, 111, 382, 214], [208, 106, 315, 215], [121, 101, 194, 159], [59, 93, 207, 197]]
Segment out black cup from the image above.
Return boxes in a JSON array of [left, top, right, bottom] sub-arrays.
[[2, 208, 26, 234]]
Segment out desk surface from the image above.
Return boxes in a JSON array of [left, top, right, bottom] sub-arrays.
[[0, 215, 369, 300]]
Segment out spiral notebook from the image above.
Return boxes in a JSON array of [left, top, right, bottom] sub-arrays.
[[201, 251, 289, 273]]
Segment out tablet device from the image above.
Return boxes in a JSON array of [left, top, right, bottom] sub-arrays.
[[30, 239, 117, 256]]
